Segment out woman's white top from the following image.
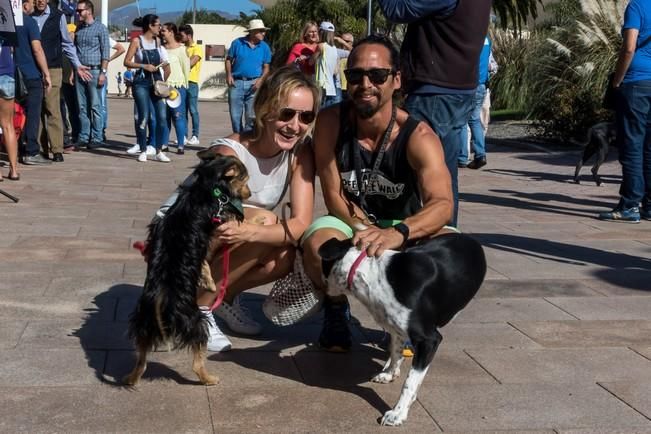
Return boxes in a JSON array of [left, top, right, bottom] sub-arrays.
[[215, 138, 290, 210], [317, 43, 339, 96], [134, 37, 168, 64], [155, 138, 290, 218]]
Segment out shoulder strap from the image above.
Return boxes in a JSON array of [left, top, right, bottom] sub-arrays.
[[273, 148, 294, 210]]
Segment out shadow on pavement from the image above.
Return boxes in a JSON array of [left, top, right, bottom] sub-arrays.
[[475, 233, 651, 291], [460, 191, 614, 217]]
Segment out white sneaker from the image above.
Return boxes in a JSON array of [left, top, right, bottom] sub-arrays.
[[214, 296, 262, 336], [137, 151, 147, 162], [155, 152, 171, 163], [146, 145, 156, 156], [201, 308, 232, 352], [187, 135, 200, 145], [126, 144, 140, 154]]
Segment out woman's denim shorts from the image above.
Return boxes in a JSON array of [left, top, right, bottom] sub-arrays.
[[0, 74, 15, 100]]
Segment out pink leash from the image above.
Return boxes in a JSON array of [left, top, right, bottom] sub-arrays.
[[347, 250, 368, 289], [210, 245, 230, 311]]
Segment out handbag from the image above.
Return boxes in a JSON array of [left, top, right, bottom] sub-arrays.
[[262, 250, 324, 326], [14, 67, 28, 105], [602, 73, 616, 111], [153, 79, 171, 98]]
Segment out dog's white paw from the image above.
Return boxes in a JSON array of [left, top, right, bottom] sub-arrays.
[[371, 371, 396, 383], [380, 409, 406, 426]]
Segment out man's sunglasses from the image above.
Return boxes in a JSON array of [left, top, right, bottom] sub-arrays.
[[278, 107, 316, 124], [75, 8, 86, 13], [344, 68, 395, 85]]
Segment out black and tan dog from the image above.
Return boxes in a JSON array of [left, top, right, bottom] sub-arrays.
[[573, 121, 617, 186], [319, 233, 486, 426], [124, 155, 250, 386]]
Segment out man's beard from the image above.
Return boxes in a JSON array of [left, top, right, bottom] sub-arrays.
[[352, 90, 381, 119]]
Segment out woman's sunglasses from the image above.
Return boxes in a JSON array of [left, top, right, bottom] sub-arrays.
[[278, 107, 316, 124], [344, 68, 395, 85]]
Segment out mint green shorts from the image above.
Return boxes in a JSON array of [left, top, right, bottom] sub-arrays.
[[301, 215, 460, 245]]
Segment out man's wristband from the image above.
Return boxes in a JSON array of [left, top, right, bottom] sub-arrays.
[[393, 223, 409, 249]]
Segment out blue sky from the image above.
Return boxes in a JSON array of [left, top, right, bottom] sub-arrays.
[[128, 0, 261, 15]]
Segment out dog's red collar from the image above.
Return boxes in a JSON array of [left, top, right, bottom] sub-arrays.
[[347, 250, 368, 290]]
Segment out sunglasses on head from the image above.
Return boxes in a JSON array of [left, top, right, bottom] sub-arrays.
[[344, 68, 395, 85], [278, 107, 316, 124]]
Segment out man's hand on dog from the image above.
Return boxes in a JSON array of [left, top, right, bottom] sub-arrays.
[[216, 221, 257, 244], [352, 226, 404, 257]]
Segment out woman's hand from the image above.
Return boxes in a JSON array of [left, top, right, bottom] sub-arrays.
[[216, 220, 257, 244], [142, 64, 157, 73]]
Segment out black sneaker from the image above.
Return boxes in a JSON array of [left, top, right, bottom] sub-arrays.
[[318, 297, 352, 352], [467, 156, 487, 170]]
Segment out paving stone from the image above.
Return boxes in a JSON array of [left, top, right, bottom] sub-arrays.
[[45, 277, 141, 297], [510, 320, 651, 348], [633, 347, 651, 359], [207, 383, 440, 432], [295, 348, 495, 389], [546, 296, 651, 320], [10, 235, 128, 250], [0, 272, 52, 296], [106, 348, 304, 387], [600, 381, 651, 421], [0, 385, 213, 433], [467, 347, 651, 384], [559, 429, 651, 434], [477, 279, 601, 298], [417, 383, 651, 431], [454, 298, 578, 323], [0, 320, 26, 349], [18, 320, 131, 350], [0, 348, 105, 386], [0, 261, 124, 277], [0, 296, 116, 321]]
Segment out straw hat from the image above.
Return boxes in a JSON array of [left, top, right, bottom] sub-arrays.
[[246, 19, 270, 32]]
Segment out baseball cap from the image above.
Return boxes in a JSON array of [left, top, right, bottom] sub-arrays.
[[320, 21, 335, 32]]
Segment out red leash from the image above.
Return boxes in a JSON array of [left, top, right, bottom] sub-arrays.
[[210, 245, 230, 311], [347, 250, 368, 289], [132, 239, 231, 311]]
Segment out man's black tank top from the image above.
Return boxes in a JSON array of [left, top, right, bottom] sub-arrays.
[[335, 103, 422, 220]]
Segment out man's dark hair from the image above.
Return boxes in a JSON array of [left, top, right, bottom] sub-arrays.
[[78, 0, 94, 14], [179, 24, 194, 37], [349, 34, 400, 71]]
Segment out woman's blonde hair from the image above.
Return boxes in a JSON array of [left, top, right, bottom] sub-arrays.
[[252, 66, 321, 142], [301, 21, 318, 43]]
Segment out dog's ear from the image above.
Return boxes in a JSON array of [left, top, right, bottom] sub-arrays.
[[224, 158, 251, 200], [319, 237, 353, 278]]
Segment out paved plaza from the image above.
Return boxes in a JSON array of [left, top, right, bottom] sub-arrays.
[[0, 97, 650, 433]]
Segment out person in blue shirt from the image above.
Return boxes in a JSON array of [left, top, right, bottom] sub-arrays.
[[599, 0, 651, 223], [377, 0, 492, 227], [459, 36, 495, 170], [225, 19, 272, 133], [16, 0, 52, 165]]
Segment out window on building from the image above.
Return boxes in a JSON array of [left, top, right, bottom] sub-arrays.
[[205, 45, 226, 61]]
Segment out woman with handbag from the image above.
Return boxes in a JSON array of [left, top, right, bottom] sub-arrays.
[[0, 41, 19, 181], [598, 0, 651, 222], [153, 66, 320, 351], [123, 14, 171, 163], [160, 23, 190, 154]]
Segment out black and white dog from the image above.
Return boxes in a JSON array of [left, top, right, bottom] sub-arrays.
[[573, 121, 617, 186], [319, 233, 486, 426]]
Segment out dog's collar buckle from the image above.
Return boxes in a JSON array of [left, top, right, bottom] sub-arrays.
[[347, 250, 368, 290], [212, 187, 245, 220]]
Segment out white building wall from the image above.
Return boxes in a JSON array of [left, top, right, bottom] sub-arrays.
[[105, 24, 247, 99]]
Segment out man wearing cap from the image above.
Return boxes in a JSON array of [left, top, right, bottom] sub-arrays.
[[225, 19, 272, 133]]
